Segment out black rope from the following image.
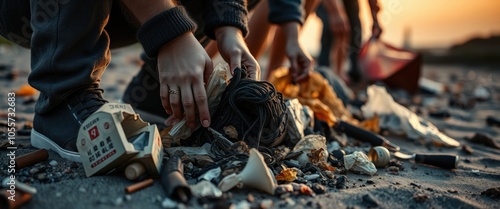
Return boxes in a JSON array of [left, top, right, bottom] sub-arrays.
[[208, 67, 288, 148]]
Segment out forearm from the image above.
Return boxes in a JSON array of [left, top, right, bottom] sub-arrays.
[[368, 0, 380, 24], [121, 0, 176, 24], [122, 0, 196, 57], [203, 0, 249, 40], [280, 22, 300, 47], [322, 0, 344, 17], [268, 0, 304, 25]]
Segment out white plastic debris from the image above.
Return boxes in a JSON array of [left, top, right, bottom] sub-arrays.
[[285, 99, 314, 145], [292, 135, 329, 166], [344, 151, 377, 176], [197, 167, 221, 182], [362, 85, 460, 147], [473, 86, 490, 100], [161, 197, 178, 209], [190, 180, 223, 198]]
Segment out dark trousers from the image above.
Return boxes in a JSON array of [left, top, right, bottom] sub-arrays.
[[0, 0, 137, 114], [316, 0, 361, 71]]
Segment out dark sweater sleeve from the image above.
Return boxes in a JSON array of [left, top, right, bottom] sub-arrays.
[[136, 6, 197, 58], [202, 0, 249, 40], [268, 0, 304, 25]]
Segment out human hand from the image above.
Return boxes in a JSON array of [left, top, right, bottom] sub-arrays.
[[157, 32, 213, 129], [372, 21, 382, 39], [215, 26, 261, 80], [281, 22, 312, 83]]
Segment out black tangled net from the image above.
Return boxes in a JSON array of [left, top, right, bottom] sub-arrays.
[[188, 67, 288, 150]]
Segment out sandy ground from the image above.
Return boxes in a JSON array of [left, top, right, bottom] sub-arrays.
[[0, 45, 499, 209]]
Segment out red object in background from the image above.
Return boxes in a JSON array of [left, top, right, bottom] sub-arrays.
[[359, 38, 422, 94]]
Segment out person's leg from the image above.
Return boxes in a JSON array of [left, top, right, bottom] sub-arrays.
[[245, 0, 273, 59], [315, 4, 332, 67], [0, 0, 32, 48], [342, 0, 362, 82], [27, 0, 112, 161]]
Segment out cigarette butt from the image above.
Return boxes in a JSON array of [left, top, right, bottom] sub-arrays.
[[125, 162, 146, 180], [125, 178, 154, 194], [0, 190, 32, 209], [15, 149, 49, 169]]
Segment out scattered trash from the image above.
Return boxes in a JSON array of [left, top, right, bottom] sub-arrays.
[[311, 183, 326, 194], [481, 187, 500, 199], [419, 77, 446, 95], [197, 167, 221, 182], [449, 94, 475, 110], [14, 84, 37, 96], [291, 135, 328, 166], [362, 194, 379, 207], [368, 146, 391, 168], [386, 166, 400, 175], [268, 67, 357, 127], [285, 99, 313, 145], [76, 103, 164, 177], [218, 148, 277, 195], [0, 188, 32, 209], [472, 86, 490, 101], [413, 193, 430, 202], [275, 167, 298, 182], [259, 199, 274, 209], [49, 160, 58, 167], [160, 156, 192, 203], [428, 109, 451, 119], [335, 175, 348, 189], [161, 197, 178, 209], [362, 85, 460, 147], [393, 151, 458, 169], [190, 181, 222, 198], [15, 149, 49, 169], [125, 178, 154, 194], [486, 116, 500, 127], [468, 133, 500, 149], [461, 144, 474, 154], [344, 151, 377, 176]]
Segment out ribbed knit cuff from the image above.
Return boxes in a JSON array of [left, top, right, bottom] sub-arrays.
[[203, 1, 248, 40], [137, 6, 196, 57]]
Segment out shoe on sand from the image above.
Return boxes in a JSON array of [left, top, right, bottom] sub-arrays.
[[31, 89, 107, 162]]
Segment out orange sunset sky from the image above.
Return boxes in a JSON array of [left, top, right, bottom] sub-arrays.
[[301, 0, 500, 54]]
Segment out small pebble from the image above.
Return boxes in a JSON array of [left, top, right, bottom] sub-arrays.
[[49, 160, 58, 167], [284, 197, 296, 206], [125, 194, 132, 201], [247, 193, 254, 202], [311, 183, 326, 194], [413, 193, 430, 202], [114, 197, 123, 206], [70, 162, 79, 168], [260, 199, 273, 209], [362, 194, 379, 207], [79, 186, 87, 193], [161, 198, 178, 209], [55, 192, 62, 197], [36, 173, 48, 181]]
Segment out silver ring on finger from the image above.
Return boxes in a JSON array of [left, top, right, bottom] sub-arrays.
[[169, 89, 180, 95]]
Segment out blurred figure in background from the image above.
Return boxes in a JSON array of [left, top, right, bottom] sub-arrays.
[[316, 0, 382, 83]]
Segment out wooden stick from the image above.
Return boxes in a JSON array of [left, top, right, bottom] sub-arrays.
[[15, 149, 49, 169]]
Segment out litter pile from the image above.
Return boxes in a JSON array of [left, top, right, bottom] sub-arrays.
[[1, 62, 499, 209]]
